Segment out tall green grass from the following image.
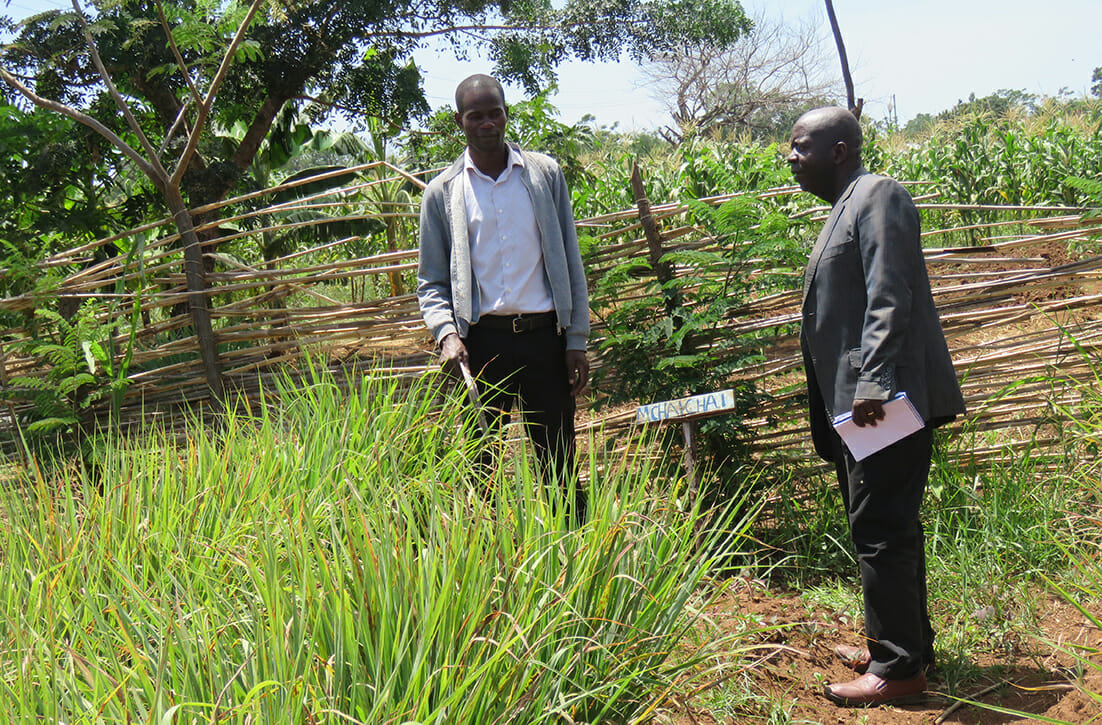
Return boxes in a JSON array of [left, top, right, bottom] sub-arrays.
[[0, 368, 754, 723]]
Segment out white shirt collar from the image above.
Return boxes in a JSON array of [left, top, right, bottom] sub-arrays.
[[463, 145, 525, 180]]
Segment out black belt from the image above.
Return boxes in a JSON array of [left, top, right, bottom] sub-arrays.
[[475, 312, 557, 333]]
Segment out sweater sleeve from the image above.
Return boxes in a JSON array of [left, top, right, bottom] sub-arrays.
[[416, 180, 458, 343], [553, 166, 590, 351]]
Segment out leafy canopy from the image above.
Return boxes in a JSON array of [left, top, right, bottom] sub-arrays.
[[2, 0, 751, 207]]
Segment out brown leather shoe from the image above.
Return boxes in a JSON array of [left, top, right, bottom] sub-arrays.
[[833, 644, 871, 673], [824, 672, 928, 707]]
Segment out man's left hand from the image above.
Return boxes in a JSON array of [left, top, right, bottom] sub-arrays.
[[852, 399, 885, 427], [566, 350, 589, 397]]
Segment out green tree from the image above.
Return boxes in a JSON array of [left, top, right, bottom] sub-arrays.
[[0, 102, 155, 289], [903, 112, 935, 137], [3, 0, 751, 211], [1092, 66, 1102, 97], [1, 0, 751, 405], [938, 89, 1039, 119]]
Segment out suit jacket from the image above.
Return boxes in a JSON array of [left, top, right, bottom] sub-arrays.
[[801, 169, 965, 462]]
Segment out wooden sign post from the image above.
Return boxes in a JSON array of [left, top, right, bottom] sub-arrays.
[[635, 389, 736, 494]]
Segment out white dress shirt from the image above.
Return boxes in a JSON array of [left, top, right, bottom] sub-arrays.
[[462, 147, 554, 316]]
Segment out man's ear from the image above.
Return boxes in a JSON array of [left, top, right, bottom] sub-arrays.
[[453, 110, 463, 129], [832, 140, 849, 165]]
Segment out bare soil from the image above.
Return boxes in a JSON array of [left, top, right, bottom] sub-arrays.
[[666, 581, 1102, 724], [652, 234, 1102, 722]]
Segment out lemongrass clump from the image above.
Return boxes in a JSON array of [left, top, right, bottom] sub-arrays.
[[0, 366, 755, 723]]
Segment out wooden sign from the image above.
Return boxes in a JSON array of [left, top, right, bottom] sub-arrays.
[[635, 389, 736, 424]]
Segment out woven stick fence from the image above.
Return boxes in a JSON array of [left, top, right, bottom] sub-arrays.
[[1, 163, 1100, 475]]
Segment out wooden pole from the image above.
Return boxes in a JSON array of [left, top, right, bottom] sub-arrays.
[[682, 420, 699, 497], [824, 0, 862, 118], [631, 160, 679, 314]]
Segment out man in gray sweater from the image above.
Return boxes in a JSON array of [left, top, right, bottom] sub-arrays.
[[417, 74, 590, 521]]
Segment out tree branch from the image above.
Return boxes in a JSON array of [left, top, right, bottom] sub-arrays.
[[0, 65, 158, 183], [170, 0, 264, 188], [824, 0, 860, 118], [69, 0, 169, 180], [229, 94, 288, 175], [157, 98, 192, 158], [642, 8, 840, 137], [155, 0, 203, 109]]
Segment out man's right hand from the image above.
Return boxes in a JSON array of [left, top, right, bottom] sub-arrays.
[[439, 333, 469, 376], [851, 398, 886, 428]]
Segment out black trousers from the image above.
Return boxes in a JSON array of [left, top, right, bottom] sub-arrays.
[[831, 425, 935, 680], [465, 322, 584, 519]]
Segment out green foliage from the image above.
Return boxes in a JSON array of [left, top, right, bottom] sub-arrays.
[[508, 90, 598, 187], [2, 0, 751, 213], [0, 366, 754, 722], [677, 136, 791, 199], [0, 239, 62, 316], [943, 89, 1039, 121], [4, 306, 129, 451], [0, 102, 153, 262], [1065, 174, 1102, 206], [591, 187, 804, 483], [214, 110, 392, 264], [582, 134, 804, 485], [569, 148, 641, 218], [755, 468, 853, 584], [491, 0, 751, 93], [884, 113, 1102, 219]]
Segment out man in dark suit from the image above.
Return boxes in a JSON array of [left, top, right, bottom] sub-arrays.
[[788, 107, 966, 707]]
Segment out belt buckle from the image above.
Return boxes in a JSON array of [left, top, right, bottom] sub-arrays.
[[512, 316, 523, 333]]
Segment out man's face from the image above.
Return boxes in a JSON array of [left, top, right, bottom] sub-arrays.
[[455, 86, 508, 157], [786, 120, 837, 203]]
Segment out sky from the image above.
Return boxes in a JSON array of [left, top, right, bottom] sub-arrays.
[[419, 0, 1102, 130], [5, 0, 1101, 131]]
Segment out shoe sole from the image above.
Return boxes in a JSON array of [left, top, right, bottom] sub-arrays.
[[823, 689, 928, 708]]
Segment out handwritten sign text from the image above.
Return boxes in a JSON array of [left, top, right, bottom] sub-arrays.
[[635, 389, 735, 424]]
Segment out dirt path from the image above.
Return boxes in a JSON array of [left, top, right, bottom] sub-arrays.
[[668, 582, 1101, 724]]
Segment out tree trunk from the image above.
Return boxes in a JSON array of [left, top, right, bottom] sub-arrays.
[[164, 186, 224, 409], [631, 161, 679, 316]]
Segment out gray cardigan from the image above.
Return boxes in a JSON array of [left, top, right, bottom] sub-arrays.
[[416, 144, 590, 351]]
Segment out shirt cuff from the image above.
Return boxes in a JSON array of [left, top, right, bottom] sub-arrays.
[[855, 366, 894, 401]]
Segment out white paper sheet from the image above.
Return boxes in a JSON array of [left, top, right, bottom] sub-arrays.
[[832, 391, 925, 461]]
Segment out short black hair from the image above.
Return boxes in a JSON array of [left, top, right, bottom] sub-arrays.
[[798, 106, 863, 160], [455, 74, 506, 114]]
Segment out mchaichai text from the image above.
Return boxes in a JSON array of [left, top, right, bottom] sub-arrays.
[[635, 389, 736, 424]]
